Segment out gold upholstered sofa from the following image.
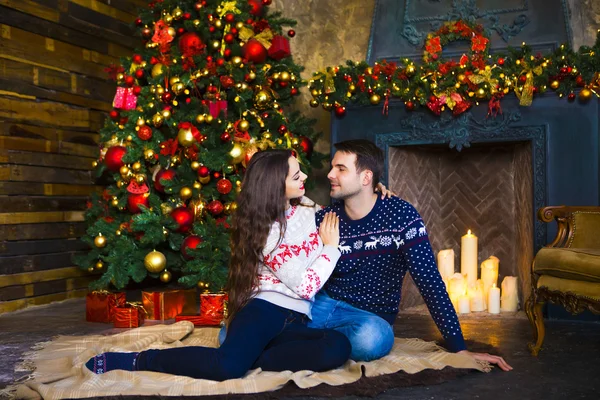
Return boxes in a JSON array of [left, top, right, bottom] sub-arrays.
[[526, 206, 600, 356]]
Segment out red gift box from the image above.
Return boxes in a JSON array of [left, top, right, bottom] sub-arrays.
[[268, 35, 290, 60], [208, 100, 228, 119], [86, 291, 126, 323], [114, 303, 146, 328], [112, 87, 138, 110], [175, 293, 227, 326], [142, 289, 197, 321]]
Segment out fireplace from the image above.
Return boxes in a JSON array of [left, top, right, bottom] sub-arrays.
[[388, 141, 534, 309]]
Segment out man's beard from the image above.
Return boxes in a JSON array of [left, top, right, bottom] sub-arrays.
[[329, 184, 361, 200]]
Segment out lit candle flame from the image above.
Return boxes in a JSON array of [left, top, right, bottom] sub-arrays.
[[492, 283, 497, 288], [467, 229, 472, 235]]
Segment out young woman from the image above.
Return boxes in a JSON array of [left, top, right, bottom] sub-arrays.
[[85, 149, 351, 381]]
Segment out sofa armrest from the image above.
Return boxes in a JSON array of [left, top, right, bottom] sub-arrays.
[[538, 206, 600, 248]]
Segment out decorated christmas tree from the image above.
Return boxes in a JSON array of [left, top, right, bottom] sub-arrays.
[[76, 0, 325, 291]]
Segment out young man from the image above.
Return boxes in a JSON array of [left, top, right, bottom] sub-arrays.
[[309, 139, 512, 371]]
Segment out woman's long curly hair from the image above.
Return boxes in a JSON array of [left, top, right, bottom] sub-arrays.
[[225, 149, 295, 323]]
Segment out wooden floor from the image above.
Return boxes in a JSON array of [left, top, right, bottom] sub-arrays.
[[1, 299, 599, 399]]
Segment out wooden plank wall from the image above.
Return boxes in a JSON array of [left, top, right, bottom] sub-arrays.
[[0, 0, 146, 314]]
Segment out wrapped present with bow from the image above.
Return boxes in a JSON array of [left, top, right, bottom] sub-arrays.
[[112, 87, 138, 110], [142, 288, 197, 321], [175, 292, 228, 326], [268, 35, 290, 60], [86, 290, 126, 323], [114, 302, 147, 328]]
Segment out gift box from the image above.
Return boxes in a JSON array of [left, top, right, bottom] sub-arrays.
[[201, 292, 228, 320], [114, 303, 146, 328], [208, 100, 228, 119], [142, 289, 197, 320], [112, 87, 138, 110], [267, 35, 290, 60], [86, 291, 126, 323]]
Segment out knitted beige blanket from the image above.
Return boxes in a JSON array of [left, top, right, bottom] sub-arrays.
[[14, 321, 488, 399]]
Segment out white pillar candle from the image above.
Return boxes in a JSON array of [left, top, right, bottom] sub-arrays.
[[469, 280, 486, 312], [448, 273, 466, 299], [461, 230, 478, 285], [450, 293, 460, 313], [488, 283, 501, 314], [500, 276, 519, 312], [437, 249, 455, 281], [480, 256, 499, 301], [458, 293, 471, 314]]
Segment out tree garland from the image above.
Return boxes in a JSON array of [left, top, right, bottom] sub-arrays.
[[308, 20, 600, 118]]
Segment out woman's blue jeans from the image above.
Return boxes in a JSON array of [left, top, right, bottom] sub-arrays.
[[137, 298, 351, 381]]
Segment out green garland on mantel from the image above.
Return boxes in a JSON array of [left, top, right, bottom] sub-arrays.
[[308, 20, 600, 118]]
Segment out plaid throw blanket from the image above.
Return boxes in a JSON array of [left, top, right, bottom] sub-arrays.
[[13, 321, 489, 399]]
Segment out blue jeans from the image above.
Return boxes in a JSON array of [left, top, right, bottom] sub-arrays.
[[307, 292, 395, 361], [137, 299, 351, 381]]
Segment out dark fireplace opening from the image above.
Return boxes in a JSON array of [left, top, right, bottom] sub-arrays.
[[389, 141, 534, 312]]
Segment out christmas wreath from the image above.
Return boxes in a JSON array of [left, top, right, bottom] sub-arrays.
[[423, 20, 490, 69]]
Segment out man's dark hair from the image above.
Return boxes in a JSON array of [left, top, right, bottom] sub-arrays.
[[334, 140, 384, 189]]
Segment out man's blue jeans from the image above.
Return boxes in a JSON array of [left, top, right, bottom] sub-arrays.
[[307, 292, 395, 361], [139, 299, 351, 381]]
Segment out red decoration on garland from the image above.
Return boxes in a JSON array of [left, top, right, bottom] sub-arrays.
[[197, 166, 210, 178], [152, 20, 175, 53], [154, 169, 176, 192], [127, 193, 149, 213], [298, 136, 313, 159], [181, 235, 204, 260], [138, 125, 153, 140], [207, 200, 224, 216], [216, 178, 233, 194], [171, 207, 195, 233], [208, 100, 228, 118], [287, 29, 295, 38], [242, 39, 268, 64], [104, 146, 127, 172], [248, 0, 263, 16], [179, 32, 205, 57], [127, 181, 149, 194], [268, 35, 291, 60], [113, 87, 138, 110], [334, 105, 346, 118]]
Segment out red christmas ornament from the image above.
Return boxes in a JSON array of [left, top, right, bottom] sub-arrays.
[[279, 81, 288, 87], [405, 101, 415, 111], [119, 117, 128, 125], [224, 33, 235, 44], [171, 207, 194, 233], [177, 27, 185, 36], [498, 57, 505, 66], [224, 48, 232, 58], [127, 193, 149, 213], [198, 165, 210, 178], [278, 125, 287, 134], [138, 125, 153, 140], [220, 132, 231, 142], [104, 146, 127, 172], [212, 171, 222, 180], [133, 86, 142, 95], [216, 178, 233, 194], [207, 200, 224, 216], [132, 54, 143, 64], [576, 75, 585, 87], [288, 29, 295, 38], [242, 39, 268, 64], [568, 93, 576, 101], [298, 136, 313, 159], [154, 169, 176, 192], [519, 75, 527, 84], [334, 106, 346, 117], [220, 75, 234, 88], [248, 0, 263, 16], [183, 12, 191, 20], [262, 0, 272, 4], [179, 32, 205, 57], [230, 27, 238, 35], [150, 56, 159, 64], [428, 95, 437, 103], [109, 109, 119, 120], [225, 13, 235, 23], [134, 69, 144, 79], [291, 87, 298, 96], [181, 235, 204, 260], [217, 58, 225, 67], [124, 75, 135, 87], [135, 18, 143, 26], [209, 26, 216, 33], [560, 67, 568, 74], [161, 92, 173, 103]]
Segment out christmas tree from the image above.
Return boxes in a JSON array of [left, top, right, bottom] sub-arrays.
[[76, 0, 325, 291]]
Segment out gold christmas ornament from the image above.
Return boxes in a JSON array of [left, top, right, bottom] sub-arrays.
[[195, 114, 206, 124], [95, 261, 104, 270], [132, 162, 142, 172], [230, 201, 238, 213], [119, 165, 130, 176], [193, 181, 202, 190], [191, 161, 200, 170], [229, 143, 245, 164], [239, 120, 250, 131], [88, 267, 94, 273], [248, 71, 256, 80], [550, 80, 560, 90], [199, 175, 210, 184], [92, 161, 98, 168], [111, 199, 119, 207], [144, 250, 166, 273], [180, 186, 193, 200], [152, 114, 164, 127], [167, 27, 176, 38], [115, 230, 122, 236], [280, 71, 290, 81], [160, 203, 174, 215], [169, 76, 181, 85], [309, 99, 319, 108], [160, 270, 172, 283], [137, 118, 146, 127], [151, 63, 165, 78], [322, 102, 333, 111], [144, 149, 155, 161], [172, 7, 183, 19], [205, 115, 214, 124], [178, 127, 195, 147], [272, 72, 280, 81], [349, 84, 356, 93], [370, 94, 381, 105], [406, 65, 416, 75], [172, 82, 185, 95], [254, 90, 272, 110], [161, 109, 171, 119], [94, 235, 106, 248], [476, 88, 486, 98], [189, 198, 207, 220], [163, 13, 173, 24], [579, 88, 593, 102], [458, 74, 466, 83], [136, 174, 146, 184]]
